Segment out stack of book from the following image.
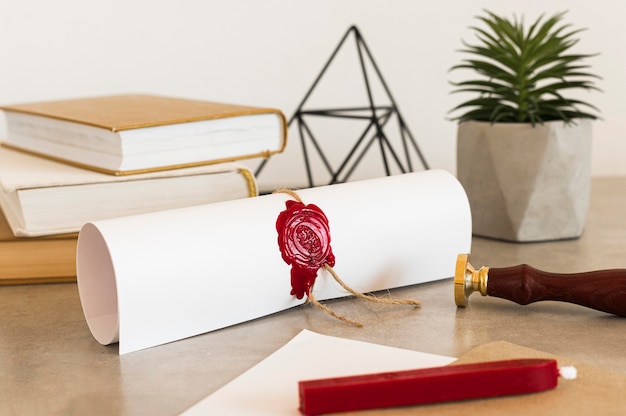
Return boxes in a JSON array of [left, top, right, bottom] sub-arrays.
[[0, 94, 287, 284]]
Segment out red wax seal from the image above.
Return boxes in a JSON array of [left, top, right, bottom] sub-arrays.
[[276, 200, 335, 299]]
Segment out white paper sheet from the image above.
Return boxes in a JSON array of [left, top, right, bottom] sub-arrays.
[[76, 170, 472, 354], [180, 329, 456, 415]]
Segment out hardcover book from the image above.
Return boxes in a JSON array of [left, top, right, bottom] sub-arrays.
[[0, 146, 257, 237], [0, 209, 77, 285], [0, 94, 287, 175]]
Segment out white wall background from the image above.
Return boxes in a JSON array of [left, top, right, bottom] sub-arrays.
[[1, 0, 624, 190]]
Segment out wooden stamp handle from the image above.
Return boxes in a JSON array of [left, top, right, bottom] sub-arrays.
[[487, 265, 626, 316]]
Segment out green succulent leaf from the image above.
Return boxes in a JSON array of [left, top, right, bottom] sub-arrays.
[[448, 10, 600, 124]]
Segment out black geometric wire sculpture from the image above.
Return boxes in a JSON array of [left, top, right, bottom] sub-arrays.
[[256, 25, 429, 188]]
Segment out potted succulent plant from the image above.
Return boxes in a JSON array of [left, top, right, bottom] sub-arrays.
[[449, 10, 600, 242]]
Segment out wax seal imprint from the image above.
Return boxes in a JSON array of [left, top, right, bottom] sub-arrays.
[[276, 200, 335, 300]]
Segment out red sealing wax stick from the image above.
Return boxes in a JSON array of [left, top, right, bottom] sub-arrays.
[[298, 358, 560, 415]]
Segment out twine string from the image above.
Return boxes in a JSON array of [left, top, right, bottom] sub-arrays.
[[275, 188, 421, 326], [276, 188, 302, 203], [307, 283, 363, 328], [323, 263, 421, 307]]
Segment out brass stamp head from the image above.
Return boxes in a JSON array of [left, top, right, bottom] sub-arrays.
[[454, 254, 489, 307]]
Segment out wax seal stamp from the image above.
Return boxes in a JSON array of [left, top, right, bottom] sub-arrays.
[[455, 253, 626, 316]]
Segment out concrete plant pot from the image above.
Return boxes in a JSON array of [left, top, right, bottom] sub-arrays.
[[456, 120, 592, 242]]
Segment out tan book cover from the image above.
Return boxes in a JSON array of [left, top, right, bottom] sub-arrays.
[[1, 94, 288, 131], [1, 94, 288, 175], [0, 209, 77, 285]]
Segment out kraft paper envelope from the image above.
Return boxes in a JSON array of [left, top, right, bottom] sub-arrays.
[[339, 341, 626, 415], [182, 332, 626, 415]]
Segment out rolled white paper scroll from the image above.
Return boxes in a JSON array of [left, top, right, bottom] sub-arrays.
[[76, 169, 471, 354]]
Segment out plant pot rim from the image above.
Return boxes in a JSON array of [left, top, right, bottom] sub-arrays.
[[458, 119, 590, 127]]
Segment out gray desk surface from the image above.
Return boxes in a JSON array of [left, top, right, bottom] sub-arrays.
[[2, 177, 625, 415]]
